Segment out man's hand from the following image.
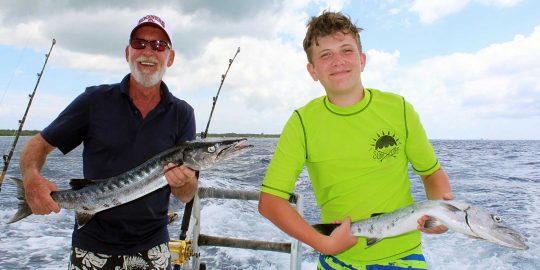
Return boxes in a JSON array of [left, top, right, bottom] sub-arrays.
[[164, 163, 196, 188], [164, 163, 198, 202], [23, 175, 60, 215]]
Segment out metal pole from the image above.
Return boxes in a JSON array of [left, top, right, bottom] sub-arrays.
[[0, 39, 56, 191], [174, 47, 240, 270]]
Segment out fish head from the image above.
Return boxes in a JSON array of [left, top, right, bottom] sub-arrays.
[[466, 205, 528, 250], [181, 138, 253, 170]]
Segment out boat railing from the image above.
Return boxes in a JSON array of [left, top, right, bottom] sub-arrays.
[[177, 187, 303, 270]]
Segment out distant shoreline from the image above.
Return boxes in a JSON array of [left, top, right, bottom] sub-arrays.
[[0, 129, 41, 136], [0, 129, 280, 138], [0, 130, 537, 140]]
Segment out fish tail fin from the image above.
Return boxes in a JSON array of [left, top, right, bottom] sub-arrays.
[[312, 223, 339, 236], [7, 177, 33, 224]]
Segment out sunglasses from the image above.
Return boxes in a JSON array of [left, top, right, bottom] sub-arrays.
[[130, 38, 171, 52]]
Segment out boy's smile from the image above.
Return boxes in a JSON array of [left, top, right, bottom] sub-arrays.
[[307, 32, 366, 106]]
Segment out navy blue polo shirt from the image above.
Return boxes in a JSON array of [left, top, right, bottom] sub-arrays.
[[41, 74, 196, 255]]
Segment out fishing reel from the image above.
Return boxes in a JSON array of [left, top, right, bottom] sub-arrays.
[[169, 239, 193, 265]]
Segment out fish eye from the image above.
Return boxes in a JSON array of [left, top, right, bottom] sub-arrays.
[[492, 215, 503, 223], [207, 146, 216, 153]]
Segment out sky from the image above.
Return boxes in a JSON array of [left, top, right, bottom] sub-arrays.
[[0, 0, 539, 140]]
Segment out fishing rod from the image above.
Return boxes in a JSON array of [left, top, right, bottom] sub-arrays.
[[173, 47, 240, 270], [200, 47, 241, 139], [0, 39, 56, 192]]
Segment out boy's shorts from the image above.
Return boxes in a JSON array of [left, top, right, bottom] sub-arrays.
[[317, 246, 427, 270]]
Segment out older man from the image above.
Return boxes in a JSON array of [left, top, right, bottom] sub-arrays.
[[19, 15, 196, 269]]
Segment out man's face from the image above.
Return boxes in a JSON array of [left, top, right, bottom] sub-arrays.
[[125, 26, 175, 88], [307, 32, 365, 95]]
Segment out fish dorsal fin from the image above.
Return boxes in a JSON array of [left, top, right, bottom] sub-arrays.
[[69, 178, 98, 190], [312, 224, 339, 236], [365, 237, 383, 248], [75, 211, 95, 229], [441, 201, 463, 212], [441, 200, 470, 211]]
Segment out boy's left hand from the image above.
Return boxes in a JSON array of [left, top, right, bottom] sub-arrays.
[[417, 216, 448, 234], [417, 192, 454, 234]]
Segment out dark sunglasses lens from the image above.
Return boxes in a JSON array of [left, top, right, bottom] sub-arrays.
[[149, 41, 168, 52], [130, 39, 147, 50]]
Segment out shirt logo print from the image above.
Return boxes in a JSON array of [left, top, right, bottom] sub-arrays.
[[370, 130, 400, 162]]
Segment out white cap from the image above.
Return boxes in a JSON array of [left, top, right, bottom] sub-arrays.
[[130, 15, 172, 45]]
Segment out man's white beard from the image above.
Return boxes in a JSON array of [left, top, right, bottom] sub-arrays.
[[129, 56, 167, 87]]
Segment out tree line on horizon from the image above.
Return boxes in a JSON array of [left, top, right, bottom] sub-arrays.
[[0, 129, 279, 138]]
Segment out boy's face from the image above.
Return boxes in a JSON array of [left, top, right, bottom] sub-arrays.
[[307, 32, 365, 95]]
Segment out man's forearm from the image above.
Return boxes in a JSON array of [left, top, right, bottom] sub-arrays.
[[171, 177, 198, 203], [20, 134, 54, 178]]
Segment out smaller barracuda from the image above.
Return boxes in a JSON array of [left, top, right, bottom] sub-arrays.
[[8, 138, 252, 228], [313, 200, 528, 250]]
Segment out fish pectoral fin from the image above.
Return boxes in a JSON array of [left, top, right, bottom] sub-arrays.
[[465, 234, 483, 240], [423, 218, 442, 229], [312, 223, 339, 236], [75, 211, 96, 229], [365, 237, 383, 248], [69, 178, 99, 190]]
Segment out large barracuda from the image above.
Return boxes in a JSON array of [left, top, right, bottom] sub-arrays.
[[313, 200, 528, 250], [8, 138, 252, 228]]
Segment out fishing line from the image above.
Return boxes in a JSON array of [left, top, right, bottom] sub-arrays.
[[0, 39, 56, 191], [0, 41, 29, 105]]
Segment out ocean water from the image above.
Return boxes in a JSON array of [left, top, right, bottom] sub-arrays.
[[0, 137, 538, 270]]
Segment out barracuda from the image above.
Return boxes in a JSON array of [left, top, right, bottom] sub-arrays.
[[313, 200, 528, 250], [8, 138, 252, 228]]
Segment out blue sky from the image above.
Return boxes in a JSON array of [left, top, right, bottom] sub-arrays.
[[0, 0, 539, 139]]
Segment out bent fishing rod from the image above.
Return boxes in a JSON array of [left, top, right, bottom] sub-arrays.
[[0, 39, 56, 192], [200, 47, 241, 139], [173, 47, 240, 269]]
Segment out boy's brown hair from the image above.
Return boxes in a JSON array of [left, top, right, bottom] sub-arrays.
[[303, 11, 363, 64]]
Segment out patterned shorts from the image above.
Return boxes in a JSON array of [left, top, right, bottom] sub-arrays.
[[68, 243, 171, 270]]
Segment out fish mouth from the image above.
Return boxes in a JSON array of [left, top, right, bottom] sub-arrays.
[[216, 139, 252, 158], [493, 226, 529, 250], [465, 207, 528, 250]]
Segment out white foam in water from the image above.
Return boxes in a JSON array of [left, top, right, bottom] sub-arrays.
[[1, 138, 539, 269]]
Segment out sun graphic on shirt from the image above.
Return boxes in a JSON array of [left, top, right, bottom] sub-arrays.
[[370, 130, 400, 162]]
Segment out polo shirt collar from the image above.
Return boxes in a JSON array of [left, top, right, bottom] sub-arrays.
[[119, 74, 174, 106]]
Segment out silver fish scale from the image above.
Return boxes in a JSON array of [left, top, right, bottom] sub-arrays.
[[352, 201, 455, 238], [8, 138, 252, 228], [345, 200, 528, 250], [52, 158, 167, 212]]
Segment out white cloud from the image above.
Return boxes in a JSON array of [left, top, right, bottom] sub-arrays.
[[409, 0, 470, 24], [364, 26, 540, 139], [0, 0, 341, 134], [409, 0, 522, 24], [477, 0, 523, 7], [0, 1, 537, 139]]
